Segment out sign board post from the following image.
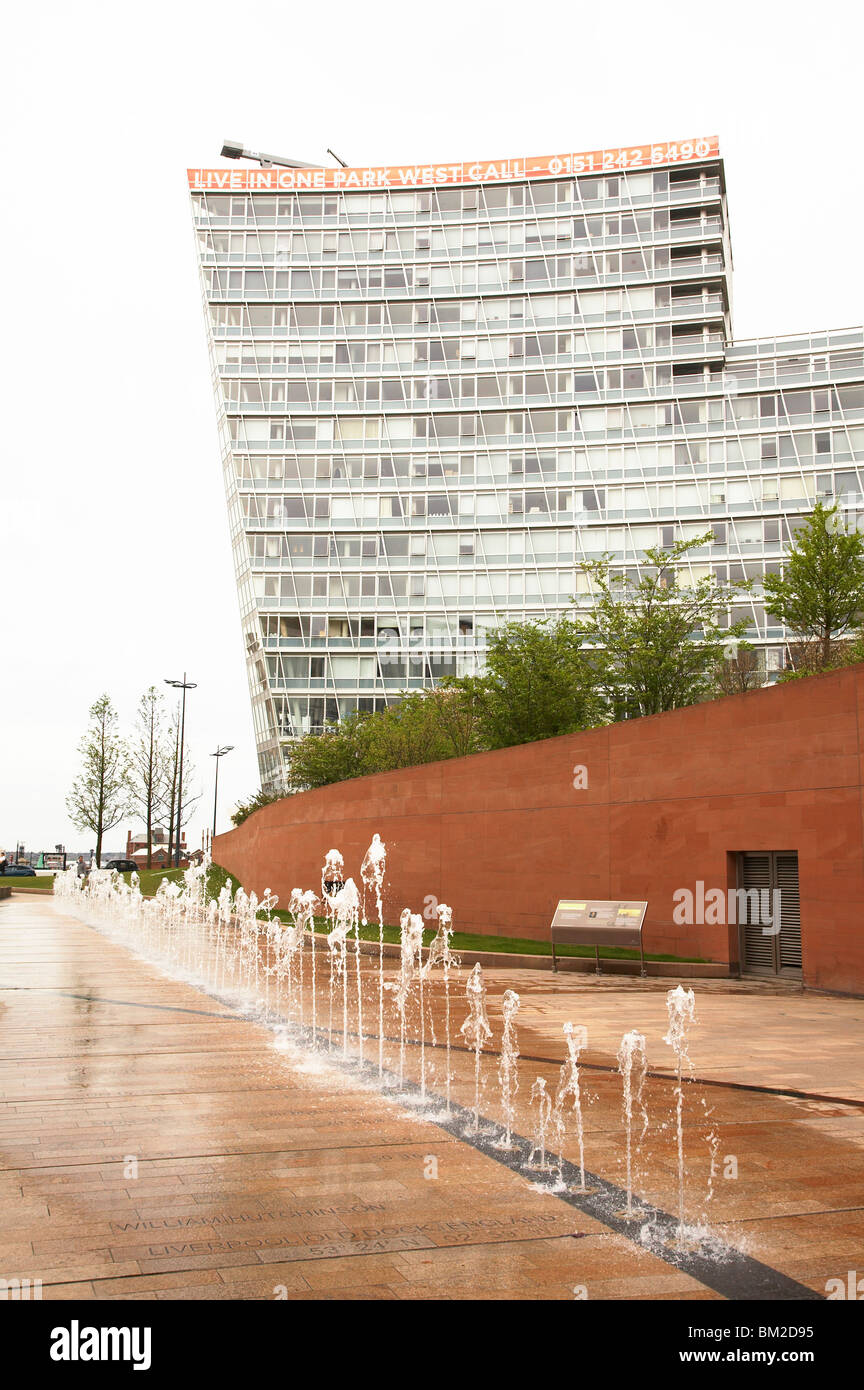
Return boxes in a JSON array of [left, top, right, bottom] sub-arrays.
[[550, 899, 648, 977]]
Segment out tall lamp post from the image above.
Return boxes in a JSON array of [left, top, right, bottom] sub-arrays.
[[164, 674, 197, 867], [210, 745, 235, 838]]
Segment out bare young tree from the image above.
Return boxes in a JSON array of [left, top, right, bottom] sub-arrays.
[[160, 706, 200, 865], [715, 646, 765, 696], [66, 695, 132, 866], [128, 687, 170, 870]]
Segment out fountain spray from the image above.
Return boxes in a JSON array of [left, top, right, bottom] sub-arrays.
[[284, 888, 312, 1025], [616, 1030, 648, 1217], [459, 963, 492, 1133], [496, 989, 521, 1149], [663, 985, 697, 1239], [321, 850, 344, 1049], [526, 1076, 554, 1171], [326, 877, 361, 1059], [360, 834, 387, 1077], [393, 909, 423, 1088], [421, 904, 458, 1112], [553, 1022, 589, 1190]]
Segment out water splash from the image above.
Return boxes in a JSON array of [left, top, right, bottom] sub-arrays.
[[280, 888, 314, 1028], [322, 850, 343, 1048], [392, 909, 424, 1088], [553, 1022, 589, 1190], [459, 963, 492, 1134], [258, 888, 279, 1017], [298, 889, 320, 1041], [360, 834, 387, 1077], [526, 1077, 554, 1171], [216, 878, 234, 993], [420, 903, 459, 1113], [617, 1030, 648, 1217], [327, 877, 362, 1059], [496, 989, 521, 1149], [663, 984, 697, 1239], [55, 859, 728, 1261], [321, 850, 344, 919]]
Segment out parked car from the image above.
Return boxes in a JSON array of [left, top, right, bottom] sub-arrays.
[[3, 864, 36, 877], [105, 859, 139, 874]]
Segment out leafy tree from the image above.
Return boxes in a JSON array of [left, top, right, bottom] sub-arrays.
[[128, 686, 170, 869], [433, 682, 486, 758], [285, 686, 486, 792], [361, 691, 457, 770], [452, 615, 604, 749], [231, 787, 284, 827], [66, 695, 132, 865], [764, 503, 864, 670], [286, 714, 372, 792], [269, 536, 760, 794], [580, 533, 752, 717]]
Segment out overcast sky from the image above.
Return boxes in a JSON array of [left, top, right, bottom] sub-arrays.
[[2, 0, 863, 855]]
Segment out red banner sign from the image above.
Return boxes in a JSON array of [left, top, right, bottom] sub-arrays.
[[188, 136, 719, 194]]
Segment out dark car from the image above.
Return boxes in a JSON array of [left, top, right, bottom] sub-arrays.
[[105, 859, 139, 874], [3, 864, 36, 877]]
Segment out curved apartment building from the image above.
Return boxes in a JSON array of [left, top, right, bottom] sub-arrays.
[[189, 138, 864, 791]]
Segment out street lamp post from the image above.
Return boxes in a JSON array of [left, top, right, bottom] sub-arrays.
[[220, 139, 320, 170], [210, 745, 235, 838], [164, 674, 197, 868]]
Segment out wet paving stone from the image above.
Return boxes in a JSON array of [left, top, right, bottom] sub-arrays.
[[1, 895, 862, 1300]]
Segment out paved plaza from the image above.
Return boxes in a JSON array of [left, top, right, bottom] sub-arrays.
[[1, 894, 862, 1301]]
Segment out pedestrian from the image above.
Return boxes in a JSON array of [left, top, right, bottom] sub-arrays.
[[76, 856, 86, 878]]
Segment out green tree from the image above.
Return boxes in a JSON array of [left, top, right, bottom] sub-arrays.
[[66, 695, 132, 865], [452, 615, 604, 749], [128, 686, 170, 869], [432, 682, 486, 758], [764, 503, 864, 670], [230, 787, 284, 827], [361, 692, 454, 770], [284, 686, 486, 792], [581, 533, 752, 718], [286, 714, 372, 792]]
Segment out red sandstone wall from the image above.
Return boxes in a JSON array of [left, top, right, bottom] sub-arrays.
[[213, 665, 864, 996]]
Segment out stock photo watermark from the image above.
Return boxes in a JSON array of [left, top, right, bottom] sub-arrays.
[[49, 1324, 152, 1370], [825, 1271, 864, 1300], [673, 882, 781, 935], [0, 1277, 42, 1300]]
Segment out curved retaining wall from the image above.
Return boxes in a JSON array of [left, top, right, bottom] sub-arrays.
[[214, 665, 864, 996]]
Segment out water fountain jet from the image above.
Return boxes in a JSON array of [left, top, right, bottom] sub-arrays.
[[459, 963, 492, 1134], [496, 989, 520, 1149], [663, 984, 697, 1243], [616, 1029, 648, 1218], [360, 834, 387, 1077]]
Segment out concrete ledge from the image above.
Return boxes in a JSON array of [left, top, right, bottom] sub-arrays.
[[0, 886, 10, 901]]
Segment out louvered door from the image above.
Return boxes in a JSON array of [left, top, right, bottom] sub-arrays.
[[775, 853, 802, 972], [740, 853, 775, 973], [739, 851, 801, 977]]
